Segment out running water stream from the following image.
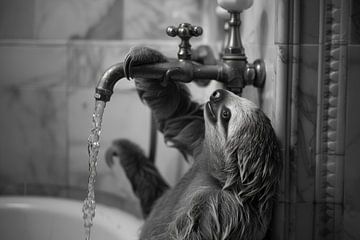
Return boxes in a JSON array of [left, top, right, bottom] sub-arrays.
[[82, 100, 106, 240]]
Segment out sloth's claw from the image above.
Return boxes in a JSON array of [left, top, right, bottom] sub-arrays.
[[124, 53, 133, 80]]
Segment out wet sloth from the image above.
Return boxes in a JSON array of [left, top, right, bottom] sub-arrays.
[[106, 47, 282, 240]]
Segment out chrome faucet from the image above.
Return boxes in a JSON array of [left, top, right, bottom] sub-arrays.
[[95, 0, 265, 102]]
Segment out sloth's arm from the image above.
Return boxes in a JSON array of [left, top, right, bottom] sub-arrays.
[[126, 47, 205, 157]]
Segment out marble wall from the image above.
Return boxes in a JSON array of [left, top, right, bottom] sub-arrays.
[[241, 0, 277, 120]]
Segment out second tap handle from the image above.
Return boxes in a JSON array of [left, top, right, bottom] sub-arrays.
[[166, 23, 203, 60]]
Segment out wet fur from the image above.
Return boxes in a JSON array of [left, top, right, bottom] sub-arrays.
[[107, 47, 282, 239]]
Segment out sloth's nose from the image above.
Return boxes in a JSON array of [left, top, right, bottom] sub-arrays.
[[210, 90, 223, 103]]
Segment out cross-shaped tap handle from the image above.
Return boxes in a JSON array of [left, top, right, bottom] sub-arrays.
[[166, 23, 203, 60]]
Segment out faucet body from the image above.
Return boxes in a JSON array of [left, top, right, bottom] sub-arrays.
[[95, 11, 265, 101]]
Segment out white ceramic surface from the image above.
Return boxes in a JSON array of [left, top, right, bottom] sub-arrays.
[[0, 196, 143, 240]]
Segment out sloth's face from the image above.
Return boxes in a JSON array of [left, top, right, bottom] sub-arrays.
[[204, 89, 258, 153], [204, 89, 281, 206]]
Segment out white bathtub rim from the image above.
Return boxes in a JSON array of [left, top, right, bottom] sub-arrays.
[[0, 195, 143, 238]]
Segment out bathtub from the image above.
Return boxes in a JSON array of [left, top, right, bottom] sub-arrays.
[[0, 196, 143, 240]]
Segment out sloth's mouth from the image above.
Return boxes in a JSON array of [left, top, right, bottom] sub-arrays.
[[206, 101, 217, 123]]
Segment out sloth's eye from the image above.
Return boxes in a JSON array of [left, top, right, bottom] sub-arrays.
[[221, 108, 231, 121]]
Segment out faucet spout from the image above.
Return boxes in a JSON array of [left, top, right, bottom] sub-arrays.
[[95, 63, 125, 102]]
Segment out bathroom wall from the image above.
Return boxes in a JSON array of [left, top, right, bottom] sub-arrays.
[[0, 0, 219, 216]]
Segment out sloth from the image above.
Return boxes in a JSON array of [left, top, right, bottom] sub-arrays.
[[106, 47, 282, 240]]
